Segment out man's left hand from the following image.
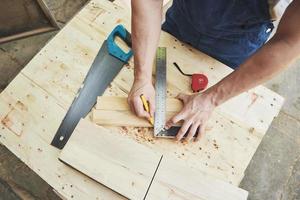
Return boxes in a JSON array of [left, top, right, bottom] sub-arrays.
[[165, 92, 216, 142]]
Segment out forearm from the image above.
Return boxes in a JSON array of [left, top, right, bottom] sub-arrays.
[[206, 0, 300, 106], [131, 0, 163, 82], [207, 36, 299, 105]]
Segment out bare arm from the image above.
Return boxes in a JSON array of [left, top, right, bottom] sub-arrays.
[[208, 0, 300, 106], [128, 0, 163, 120], [166, 0, 300, 141], [131, 0, 163, 81]]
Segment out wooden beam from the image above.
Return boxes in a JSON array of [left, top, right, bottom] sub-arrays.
[[0, 27, 57, 44], [96, 96, 182, 112]]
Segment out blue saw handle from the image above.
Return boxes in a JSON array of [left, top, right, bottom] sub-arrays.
[[107, 25, 133, 63]]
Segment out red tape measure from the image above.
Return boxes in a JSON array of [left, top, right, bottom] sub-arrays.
[[173, 62, 208, 93]]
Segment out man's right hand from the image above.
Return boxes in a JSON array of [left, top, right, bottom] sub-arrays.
[[129, 0, 162, 120], [128, 79, 155, 119]]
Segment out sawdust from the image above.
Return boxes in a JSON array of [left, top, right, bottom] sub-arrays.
[[119, 126, 156, 144]]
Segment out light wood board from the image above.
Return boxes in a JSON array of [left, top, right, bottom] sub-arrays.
[[146, 156, 248, 200], [60, 119, 248, 200], [0, 0, 284, 199], [59, 119, 162, 200], [93, 96, 182, 127]]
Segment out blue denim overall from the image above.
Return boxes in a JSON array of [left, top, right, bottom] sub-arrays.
[[162, 0, 274, 69]]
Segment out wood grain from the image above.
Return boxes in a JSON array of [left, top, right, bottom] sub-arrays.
[[93, 96, 182, 127], [60, 119, 248, 200], [146, 156, 248, 200], [0, 74, 125, 200], [59, 119, 162, 200]]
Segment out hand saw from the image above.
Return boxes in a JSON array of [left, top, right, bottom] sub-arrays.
[[51, 25, 133, 149], [154, 47, 198, 138]]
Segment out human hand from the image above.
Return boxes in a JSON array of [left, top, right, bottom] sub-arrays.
[[128, 79, 155, 119], [165, 92, 216, 142]]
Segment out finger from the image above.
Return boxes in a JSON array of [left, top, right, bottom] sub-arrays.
[[165, 112, 185, 129], [176, 120, 193, 141], [176, 93, 189, 104], [129, 102, 135, 115], [195, 123, 206, 142], [133, 98, 149, 118], [185, 123, 199, 142], [127, 97, 135, 114]]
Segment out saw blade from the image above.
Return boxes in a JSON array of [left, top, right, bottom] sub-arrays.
[[51, 41, 125, 149]]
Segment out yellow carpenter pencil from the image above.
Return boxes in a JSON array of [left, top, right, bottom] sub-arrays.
[[140, 94, 154, 126]]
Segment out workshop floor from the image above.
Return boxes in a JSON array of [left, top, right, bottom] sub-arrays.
[[0, 1, 299, 200]]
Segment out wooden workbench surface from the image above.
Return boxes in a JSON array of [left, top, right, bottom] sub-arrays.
[[0, 0, 284, 199]]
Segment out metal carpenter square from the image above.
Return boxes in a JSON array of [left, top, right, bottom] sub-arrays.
[[154, 47, 167, 136]]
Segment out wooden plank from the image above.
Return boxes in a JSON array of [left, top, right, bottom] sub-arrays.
[[93, 110, 178, 127], [146, 156, 248, 200], [93, 96, 181, 127], [96, 96, 182, 112], [0, 27, 57, 44], [59, 119, 163, 200]]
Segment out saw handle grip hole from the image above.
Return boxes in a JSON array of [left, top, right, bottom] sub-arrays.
[[107, 24, 133, 62], [114, 36, 131, 55]]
